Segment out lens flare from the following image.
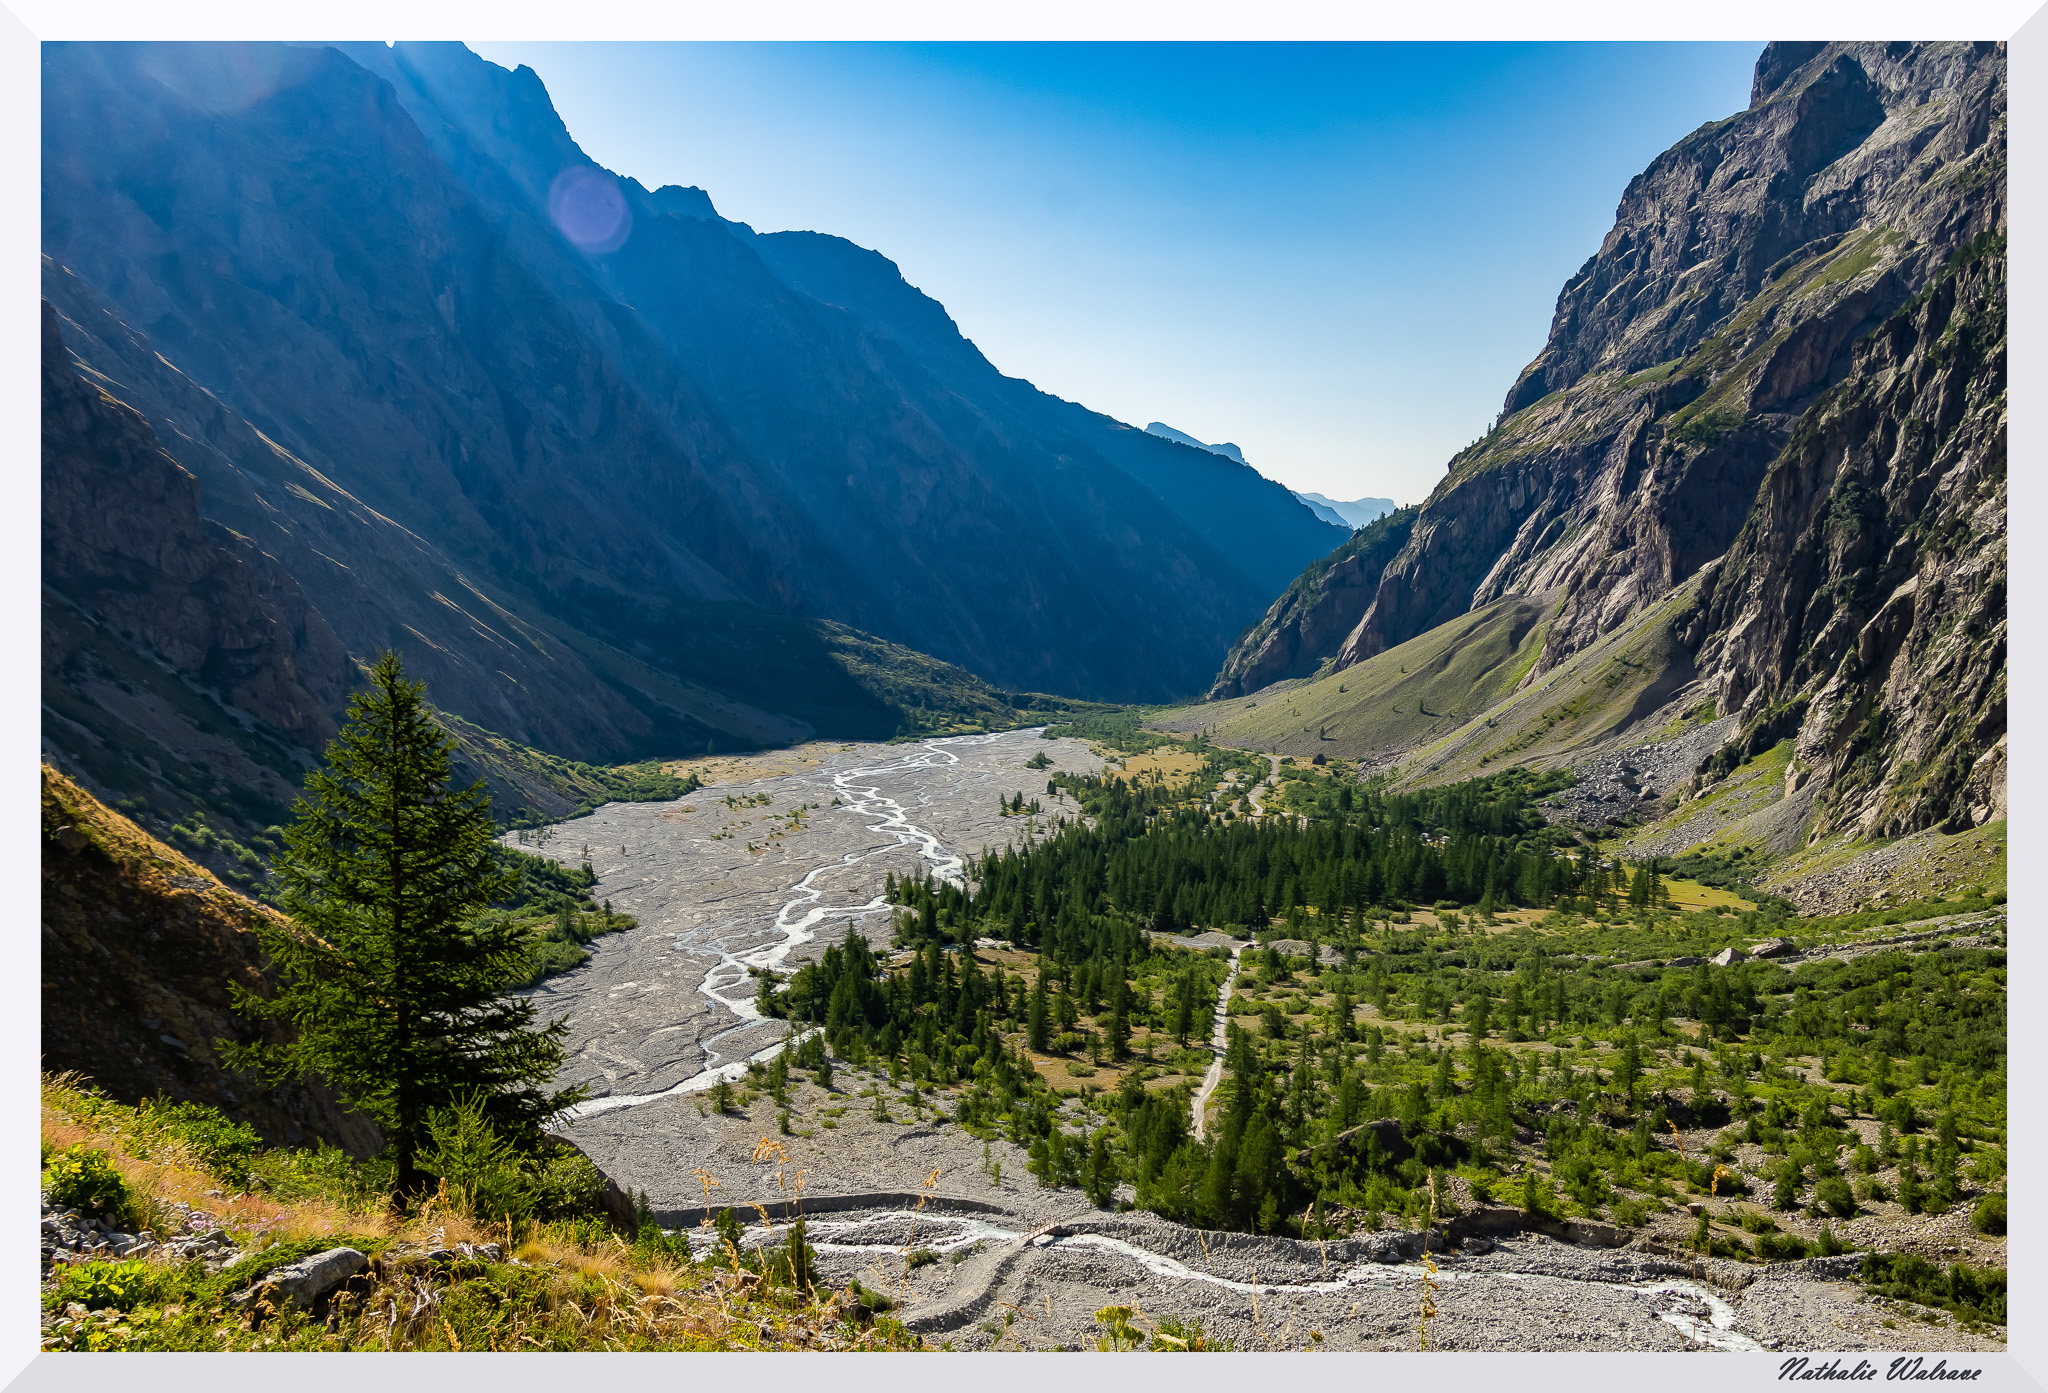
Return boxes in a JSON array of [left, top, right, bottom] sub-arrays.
[[547, 167, 632, 254]]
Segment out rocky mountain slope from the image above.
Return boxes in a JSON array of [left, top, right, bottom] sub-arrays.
[[41, 39, 1342, 746], [41, 291, 1101, 868], [1200, 42, 2004, 842], [41, 298, 354, 843], [1206, 506, 1417, 699], [1691, 233, 2005, 839], [41, 764, 380, 1154]]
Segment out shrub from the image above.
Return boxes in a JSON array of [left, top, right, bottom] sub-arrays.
[[1815, 1175, 1857, 1219], [1757, 1232, 1810, 1261], [416, 1095, 529, 1221], [414, 1095, 601, 1225], [1859, 1252, 2005, 1325], [44, 1146, 135, 1223], [46, 1259, 167, 1313], [1152, 1315, 1233, 1351], [1972, 1192, 2006, 1236], [132, 1098, 266, 1189], [245, 1142, 394, 1209]]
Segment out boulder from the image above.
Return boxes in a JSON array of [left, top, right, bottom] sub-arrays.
[[1749, 937, 1797, 959], [231, 1246, 366, 1312], [1317, 1118, 1414, 1166], [1709, 946, 1747, 967], [545, 1132, 639, 1233], [1666, 956, 1704, 968]]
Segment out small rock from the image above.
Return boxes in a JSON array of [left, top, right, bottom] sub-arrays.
[[231, 1246, 367, 1312]]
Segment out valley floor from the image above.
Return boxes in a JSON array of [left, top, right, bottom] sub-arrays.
[[510, 728, 2004, 1355], [528, 728, 1102, 1180], [600, 1067, 2003, 1353]]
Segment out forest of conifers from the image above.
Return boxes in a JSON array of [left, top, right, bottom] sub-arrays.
[[752, 752, 2003, 1321]]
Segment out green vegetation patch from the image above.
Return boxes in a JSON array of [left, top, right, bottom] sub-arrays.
[[815, 620, 1117, 741], [764, 755, 2009, 1247], [1190, 595, 1553, 761]]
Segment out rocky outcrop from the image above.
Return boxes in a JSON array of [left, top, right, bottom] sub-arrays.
[[1208, 42, 2004, 839], [1209, 508, 1416, 698], [1690, 237, 2006, 838], [40, 764, 382, 1155], [1347, 42, 2003, 679], [41, 300, 351, 760], [228, 1248, 368, 1312], [1502, 43, 2003, 413]]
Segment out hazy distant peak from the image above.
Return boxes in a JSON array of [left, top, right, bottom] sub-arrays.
[[1295, 491, 1396, 529], [1145, 422, 1246, 465]]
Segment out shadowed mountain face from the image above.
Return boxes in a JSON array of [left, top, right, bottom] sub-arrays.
[[1207, 42, 2004, 839], [40, 40, 1345, 753]]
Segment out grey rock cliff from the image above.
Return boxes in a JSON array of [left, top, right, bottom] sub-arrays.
[[1209, 41, 2005, 838]]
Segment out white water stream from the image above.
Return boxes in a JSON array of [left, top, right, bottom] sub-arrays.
[[557, 734, 1767, 1353], [565, 734, 1004, 1121], [695, 1209, 1761, 1350]]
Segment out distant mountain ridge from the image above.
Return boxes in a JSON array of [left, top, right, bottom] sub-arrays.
[[1144, 421, 1248, 465], [39, 42, 1345, 800], [1295, 492, 1397, 529], [1143, 422, 1393, 531]]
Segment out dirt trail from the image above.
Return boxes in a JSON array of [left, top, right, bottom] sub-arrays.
[[1189, 942, 1245, 1141], [1244, 753, 1281, 817]]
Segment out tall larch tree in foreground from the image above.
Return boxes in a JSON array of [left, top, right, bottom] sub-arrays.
[[224, 651, 580, 1195]]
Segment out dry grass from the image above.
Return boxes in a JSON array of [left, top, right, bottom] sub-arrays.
[[1107, 747, 1210, 782], [657, 743, 836, 789], [40, 1077, 926, 1352]]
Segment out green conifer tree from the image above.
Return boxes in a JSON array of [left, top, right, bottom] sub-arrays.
[[224, 652, 578, 1194]]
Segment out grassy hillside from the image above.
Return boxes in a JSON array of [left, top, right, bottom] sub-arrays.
[[813, 621, 1118, 740], [1159, 595, 1552, 758], [39, 1075, 923, 1352], [1387, 582, 1702, 787], [1157, 577, 1703, 795]]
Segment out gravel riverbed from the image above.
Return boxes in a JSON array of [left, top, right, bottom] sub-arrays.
[[517, 730, 2002, 1355]]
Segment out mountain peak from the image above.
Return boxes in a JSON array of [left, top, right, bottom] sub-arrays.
[[1294, 491, 1396, 530], [1144, 422, 1246, 465]]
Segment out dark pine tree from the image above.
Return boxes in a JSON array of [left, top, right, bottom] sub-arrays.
[[224, 651, 580, 1195]]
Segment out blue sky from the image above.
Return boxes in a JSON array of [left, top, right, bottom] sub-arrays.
[[472, 42, 1761, 504]]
